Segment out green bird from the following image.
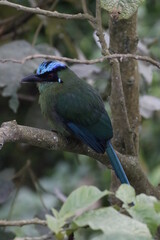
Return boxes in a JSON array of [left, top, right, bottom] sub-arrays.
[[21, 60, 129, 184]]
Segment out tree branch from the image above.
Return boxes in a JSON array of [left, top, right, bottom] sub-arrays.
[[109, 13, 139, 155], [0, 219, 51, 240], [110, 60, 136, 155], [0, 0, 95, 23], [0, 218, 46, 227], [0, 53, 159, 68], [94, 0, 135, 155], [0, 0, 55, 38], [14, 233, 52, 240], [0, 120, 160, 198], [95, 0, 109, 56], [81, 0, 95, 28]]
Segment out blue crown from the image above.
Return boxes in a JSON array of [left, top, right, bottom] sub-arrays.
[[37, 61, 66, 75]]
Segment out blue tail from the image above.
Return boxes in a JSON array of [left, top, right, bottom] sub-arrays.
[[106, 141, 130, 184]]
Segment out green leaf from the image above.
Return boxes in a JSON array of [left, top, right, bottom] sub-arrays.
[[0, 40, 40, 113], [91, 233, 113, 240], [74, 207, 152, 240], [127, 194, 160, 235], [116, 184, 136, 205], [100, 0, 144, 19], [46, 215, 65, 235], [59, 185, 111, 219], [52, 208, 59, 218], [0, 40, 58, 112]]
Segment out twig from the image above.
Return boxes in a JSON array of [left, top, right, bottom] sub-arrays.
[[81, 0, 95, 28], [7, 161, 31, 221], [0, 0, 53, 38], [0, 218, 50, 239], [27, 165, 48, 211], [32, 22, 44, 46], [0, 15, 16, 25], [81, 0, 88, 14], [0, 53, 160, 68], [0, 218, 47, 227], [35, 181, 67, 203], [54, 188, 67, 203], [7, 186, 20, 221], [32, 0, 59, 46], [14, 233, 52, 240], [95, 0, 109, 55], [0, 0, 95, 23], [0, 120, 159, 198]]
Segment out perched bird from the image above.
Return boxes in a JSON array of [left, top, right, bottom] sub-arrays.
[[22, 60, 129, 184]]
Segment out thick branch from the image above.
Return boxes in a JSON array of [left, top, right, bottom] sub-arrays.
[[0, 120, 159, 198], [110, 60, 135, 155], [0, 0, 95, 23], [93, 0, 135, 158], [109, 13, 139, 155]]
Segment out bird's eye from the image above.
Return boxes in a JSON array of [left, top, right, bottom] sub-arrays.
[[48, 73, 54, 78]]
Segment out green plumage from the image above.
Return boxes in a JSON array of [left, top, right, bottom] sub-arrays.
[[21, 60, 129, 184], [38, 68, 113, 143]]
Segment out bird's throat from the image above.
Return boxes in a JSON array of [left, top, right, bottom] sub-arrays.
[[37, 82, 54, 93]]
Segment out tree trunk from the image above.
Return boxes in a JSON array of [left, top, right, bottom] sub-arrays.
[[109, 12, 140, 156]]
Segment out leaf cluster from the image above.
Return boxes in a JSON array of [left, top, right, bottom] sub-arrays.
[[46, 185, 159, 240]]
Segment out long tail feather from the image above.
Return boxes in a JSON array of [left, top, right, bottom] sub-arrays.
[[106, 141, 130, 184]]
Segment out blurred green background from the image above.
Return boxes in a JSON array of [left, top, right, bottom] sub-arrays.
[[0, 0, 160, 237]]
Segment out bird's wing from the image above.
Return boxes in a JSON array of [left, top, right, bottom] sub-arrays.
[[55, 85, 113, 153]]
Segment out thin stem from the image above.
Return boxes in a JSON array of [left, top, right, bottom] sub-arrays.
[[0, 53, 159, 68], [0, 218, 47, 227], [81, 0, 95, 28], [95, 0, 109, 55], [0, 0, 95, 23]]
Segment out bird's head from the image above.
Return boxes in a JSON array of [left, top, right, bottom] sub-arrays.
[[21, 60, 67, 84]]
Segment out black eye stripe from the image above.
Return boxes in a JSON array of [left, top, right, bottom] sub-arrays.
[[37, 71, 63, 83]]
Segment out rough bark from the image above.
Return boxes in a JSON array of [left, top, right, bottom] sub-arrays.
[[0, 121, 160, 199], [109, 13, 139, 155]]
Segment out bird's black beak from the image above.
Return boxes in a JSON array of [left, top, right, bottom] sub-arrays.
[[21, 74, 42, 83]]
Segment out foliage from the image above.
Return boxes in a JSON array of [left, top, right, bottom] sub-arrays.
[[45, 185, 155, 240], [0, 41, 41, 112], [0, 0, 160, 239], [101, 0, 144, 19]]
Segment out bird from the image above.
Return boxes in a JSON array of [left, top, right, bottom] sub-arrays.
[[21, 60, 129, 184]]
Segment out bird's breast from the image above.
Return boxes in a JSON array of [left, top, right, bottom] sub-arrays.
[[39, 89, 69, 136]]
